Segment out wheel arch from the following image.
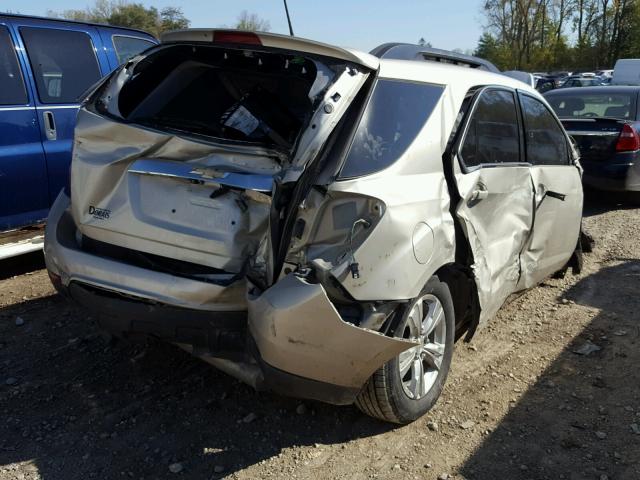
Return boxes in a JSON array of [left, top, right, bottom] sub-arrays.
[[433, 262, 480, 342]]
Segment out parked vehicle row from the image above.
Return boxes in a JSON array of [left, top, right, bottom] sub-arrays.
[[535, 72, 611, 93], [44, 31, 585, 423], [0, 13, 156, 259], [534, 60, 640, 94], [545, 86, 640, 192]]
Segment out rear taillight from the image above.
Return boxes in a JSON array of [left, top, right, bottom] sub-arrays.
[[213, 31, 262, 45], [615, 124, 640, 152]]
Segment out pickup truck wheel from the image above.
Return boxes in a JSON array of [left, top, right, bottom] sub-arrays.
[[355, 276, 455, 424]]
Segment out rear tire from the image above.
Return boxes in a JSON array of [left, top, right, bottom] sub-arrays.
[[355, 276, 455, 424]]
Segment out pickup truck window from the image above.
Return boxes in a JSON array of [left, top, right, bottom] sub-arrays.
[[20, 27, 101, 104], [0, 26, 28, 105], [112, 35, 154, 64]]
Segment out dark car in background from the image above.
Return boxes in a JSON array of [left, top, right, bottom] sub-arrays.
[[0, 13, 156, 259], [545, 86, 640, 193], [535, 76, 556, 93], [559, 76, 604, 88], [548, 71, 572, 87]]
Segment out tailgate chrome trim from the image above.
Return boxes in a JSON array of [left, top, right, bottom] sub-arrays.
[[128, 159, 273, 192]]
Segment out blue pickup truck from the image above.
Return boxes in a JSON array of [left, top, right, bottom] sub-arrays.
[[0, 14, 156, 259]]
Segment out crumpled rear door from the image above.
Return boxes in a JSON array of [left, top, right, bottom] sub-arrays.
[[455, 166, 533, 323], [517, 93, 584, 288], [452, 87, 534, 324], [517, 165, 582, 289]]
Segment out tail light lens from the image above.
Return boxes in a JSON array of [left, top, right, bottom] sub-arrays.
[[615, 124, 640, 152]]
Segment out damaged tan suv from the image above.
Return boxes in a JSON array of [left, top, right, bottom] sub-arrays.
[[44, 31, 584, 423]]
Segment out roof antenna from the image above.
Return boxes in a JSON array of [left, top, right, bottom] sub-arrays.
[[283, 0, 295, 36]]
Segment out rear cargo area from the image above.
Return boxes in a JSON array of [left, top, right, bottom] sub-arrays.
[[70, 42, 357, 282], [108, 44, 340, 150]]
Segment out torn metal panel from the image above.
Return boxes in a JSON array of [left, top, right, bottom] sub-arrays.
[[285, 99, 457, 302], [328, 172, 456, 301], [454, 165, 534, 325], [518, 165, 583, 289], [248, 274, 418, 389], [291, 68, 370, 170]]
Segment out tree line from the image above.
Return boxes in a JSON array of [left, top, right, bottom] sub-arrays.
[[46, 1, 271, 37], [476, 0, 640, 71], [46, 0, 189, 37], [46, 0, 635, 72]]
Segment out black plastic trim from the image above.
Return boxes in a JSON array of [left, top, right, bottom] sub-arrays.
[[68, 282, 247, 358]]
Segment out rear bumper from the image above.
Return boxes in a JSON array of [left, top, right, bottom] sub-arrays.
[[65, 280, 360, 405], [581, 158, 640, 192], [44, 192, 416, 404]]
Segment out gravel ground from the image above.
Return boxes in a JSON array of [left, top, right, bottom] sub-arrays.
[[1, 198, 639, 480]]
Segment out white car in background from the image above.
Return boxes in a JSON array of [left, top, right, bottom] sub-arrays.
[[44, 31, 584, 423]]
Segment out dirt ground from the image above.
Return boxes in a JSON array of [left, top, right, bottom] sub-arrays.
[[1, 197, 639, 480]]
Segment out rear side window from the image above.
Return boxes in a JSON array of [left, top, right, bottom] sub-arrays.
[[20, 27, 102, 104], [112, 36, 154, 64], [339, 79, 444, 178], [460, 89, 520, 168], [520, 95, 569, 165], [0, 26, 28, 105]]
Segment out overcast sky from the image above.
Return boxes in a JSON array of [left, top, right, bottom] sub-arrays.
[[1, 0, 485, 52]]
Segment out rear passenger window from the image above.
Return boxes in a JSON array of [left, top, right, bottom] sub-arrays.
[[520, 95, 569, 165], [20, 27, 101, 104], [0, 26, 28, 105], [460, 89, 520, 168], [113, 36, 154, 64], [339, 79, 444, 178]]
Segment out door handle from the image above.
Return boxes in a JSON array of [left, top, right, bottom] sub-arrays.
[[535, 184, 567, 211], [546, 191, 566, 201], [43, 111, 57, 141], [470, 188, 488, 202]]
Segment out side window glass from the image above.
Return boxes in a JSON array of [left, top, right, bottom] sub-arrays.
[[520, 95, 569, 165], [460, 89, 520, 168], [20, 27, 102, 104], [0, 26, 28, 105], [339, 79, 444, 178], [113, 36, 154, 65]]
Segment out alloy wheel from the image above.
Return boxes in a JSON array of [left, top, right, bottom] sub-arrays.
[[398, 294, 447, 399]]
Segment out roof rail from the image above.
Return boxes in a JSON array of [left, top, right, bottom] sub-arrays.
[[370, 43, 500, 73]]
